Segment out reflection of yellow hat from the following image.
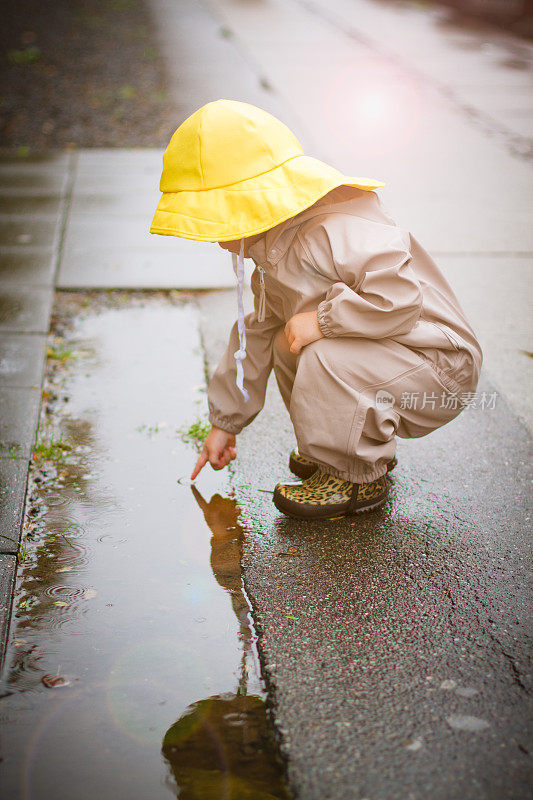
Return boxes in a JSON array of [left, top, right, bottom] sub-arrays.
[[150, 99, 385, 243]]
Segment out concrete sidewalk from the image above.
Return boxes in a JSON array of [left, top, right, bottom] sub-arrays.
[[0, 153, 70, 658]]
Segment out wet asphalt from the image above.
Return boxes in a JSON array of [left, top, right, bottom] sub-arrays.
[[198, 288, 532, 800]]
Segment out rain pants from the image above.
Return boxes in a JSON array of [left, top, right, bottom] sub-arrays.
[[208, 186, 482, 483]]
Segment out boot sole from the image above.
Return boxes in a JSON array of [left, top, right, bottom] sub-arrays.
[[273, 490, 388, 520]]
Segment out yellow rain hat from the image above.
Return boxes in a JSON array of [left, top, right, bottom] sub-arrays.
[[150, 99, 385, 242]]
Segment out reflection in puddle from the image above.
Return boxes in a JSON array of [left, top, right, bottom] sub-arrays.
[[193, 487, 252, 646], [162, 487, 290, 799], [163, 694, 288, 800], [0, 293, 290, 800]]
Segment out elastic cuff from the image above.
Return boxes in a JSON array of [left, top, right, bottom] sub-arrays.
[[317, 302, 335, 338], [320, 461, 388, 484], [299, 451, 387, 484], [208, 411, 242, 436]]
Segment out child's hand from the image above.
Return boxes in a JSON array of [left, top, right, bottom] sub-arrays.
[[285, 310, 324, 355], [190, 426, 237, 480]]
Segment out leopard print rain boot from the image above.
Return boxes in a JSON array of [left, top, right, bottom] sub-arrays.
[[288, 449, 397, 481], [273, 469, 388, 520]]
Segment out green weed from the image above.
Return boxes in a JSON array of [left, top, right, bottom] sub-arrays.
[[33, 435, 72, 463], [0, 534, 27, 563], [117, 85, 137, 100], [46, 345, 76, 363], [57, 524, 80, 550], [136, 423, 165, 436], [142, 46, 158, 61], [7, 47, 41, 65], [178, 418, 211, 451], [6, 443, 21, 460]]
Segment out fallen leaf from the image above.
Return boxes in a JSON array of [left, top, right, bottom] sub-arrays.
[[83, 588, 97, 600], [53, 601, 68, 607], [42, 674, 70, 688], [56, 567, 72, 573]]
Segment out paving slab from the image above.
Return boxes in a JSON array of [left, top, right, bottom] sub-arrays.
[[198, 288, 533, 800], [0, 152, 70, 169], [0, 387, 41, 460], [148, 0, 282, 117], [0, 218, 59, 249], [0, 459, 29, 555], [71, 149, 161, 199], [74, 148, 163, 169], [0, 333, 47, 388], [55, 148, 239, 289], [0, 195, 63, 216], [147, 0, 312, 147], [0, 155, 69, 194], [0, 250, 56, 287], [0, 287, 53, 333], [58, 196, 237, 288]]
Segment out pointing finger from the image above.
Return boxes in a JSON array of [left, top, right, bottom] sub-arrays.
[[190, 449, 208, 481]]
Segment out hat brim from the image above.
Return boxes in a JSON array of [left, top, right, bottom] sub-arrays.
[[149, 154, 385, 242]]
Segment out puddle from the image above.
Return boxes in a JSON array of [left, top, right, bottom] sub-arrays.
[[0, 292, 291, 800]]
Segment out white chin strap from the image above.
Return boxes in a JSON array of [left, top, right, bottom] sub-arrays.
[[232, 239, 250, 402]]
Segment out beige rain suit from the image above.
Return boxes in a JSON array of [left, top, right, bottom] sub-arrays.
[[208, 186, 482, 483]]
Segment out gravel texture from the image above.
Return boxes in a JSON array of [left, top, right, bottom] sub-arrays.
[[0, 0, 177, 150]]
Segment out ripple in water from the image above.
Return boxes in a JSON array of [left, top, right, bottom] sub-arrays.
[[43, 586, 85, 601]]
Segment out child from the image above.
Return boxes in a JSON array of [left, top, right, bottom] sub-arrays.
[[150, 100, 482, 520]]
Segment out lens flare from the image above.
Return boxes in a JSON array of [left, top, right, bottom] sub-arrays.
[[325, 57, 423, 156], [106, 638, 210, 745]]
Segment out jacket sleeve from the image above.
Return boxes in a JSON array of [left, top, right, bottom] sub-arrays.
[[301, 215, 423, 340], [208, 269, 283, 435]]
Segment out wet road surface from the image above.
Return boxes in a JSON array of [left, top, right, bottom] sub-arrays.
[[199, 288, 533, 800]]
